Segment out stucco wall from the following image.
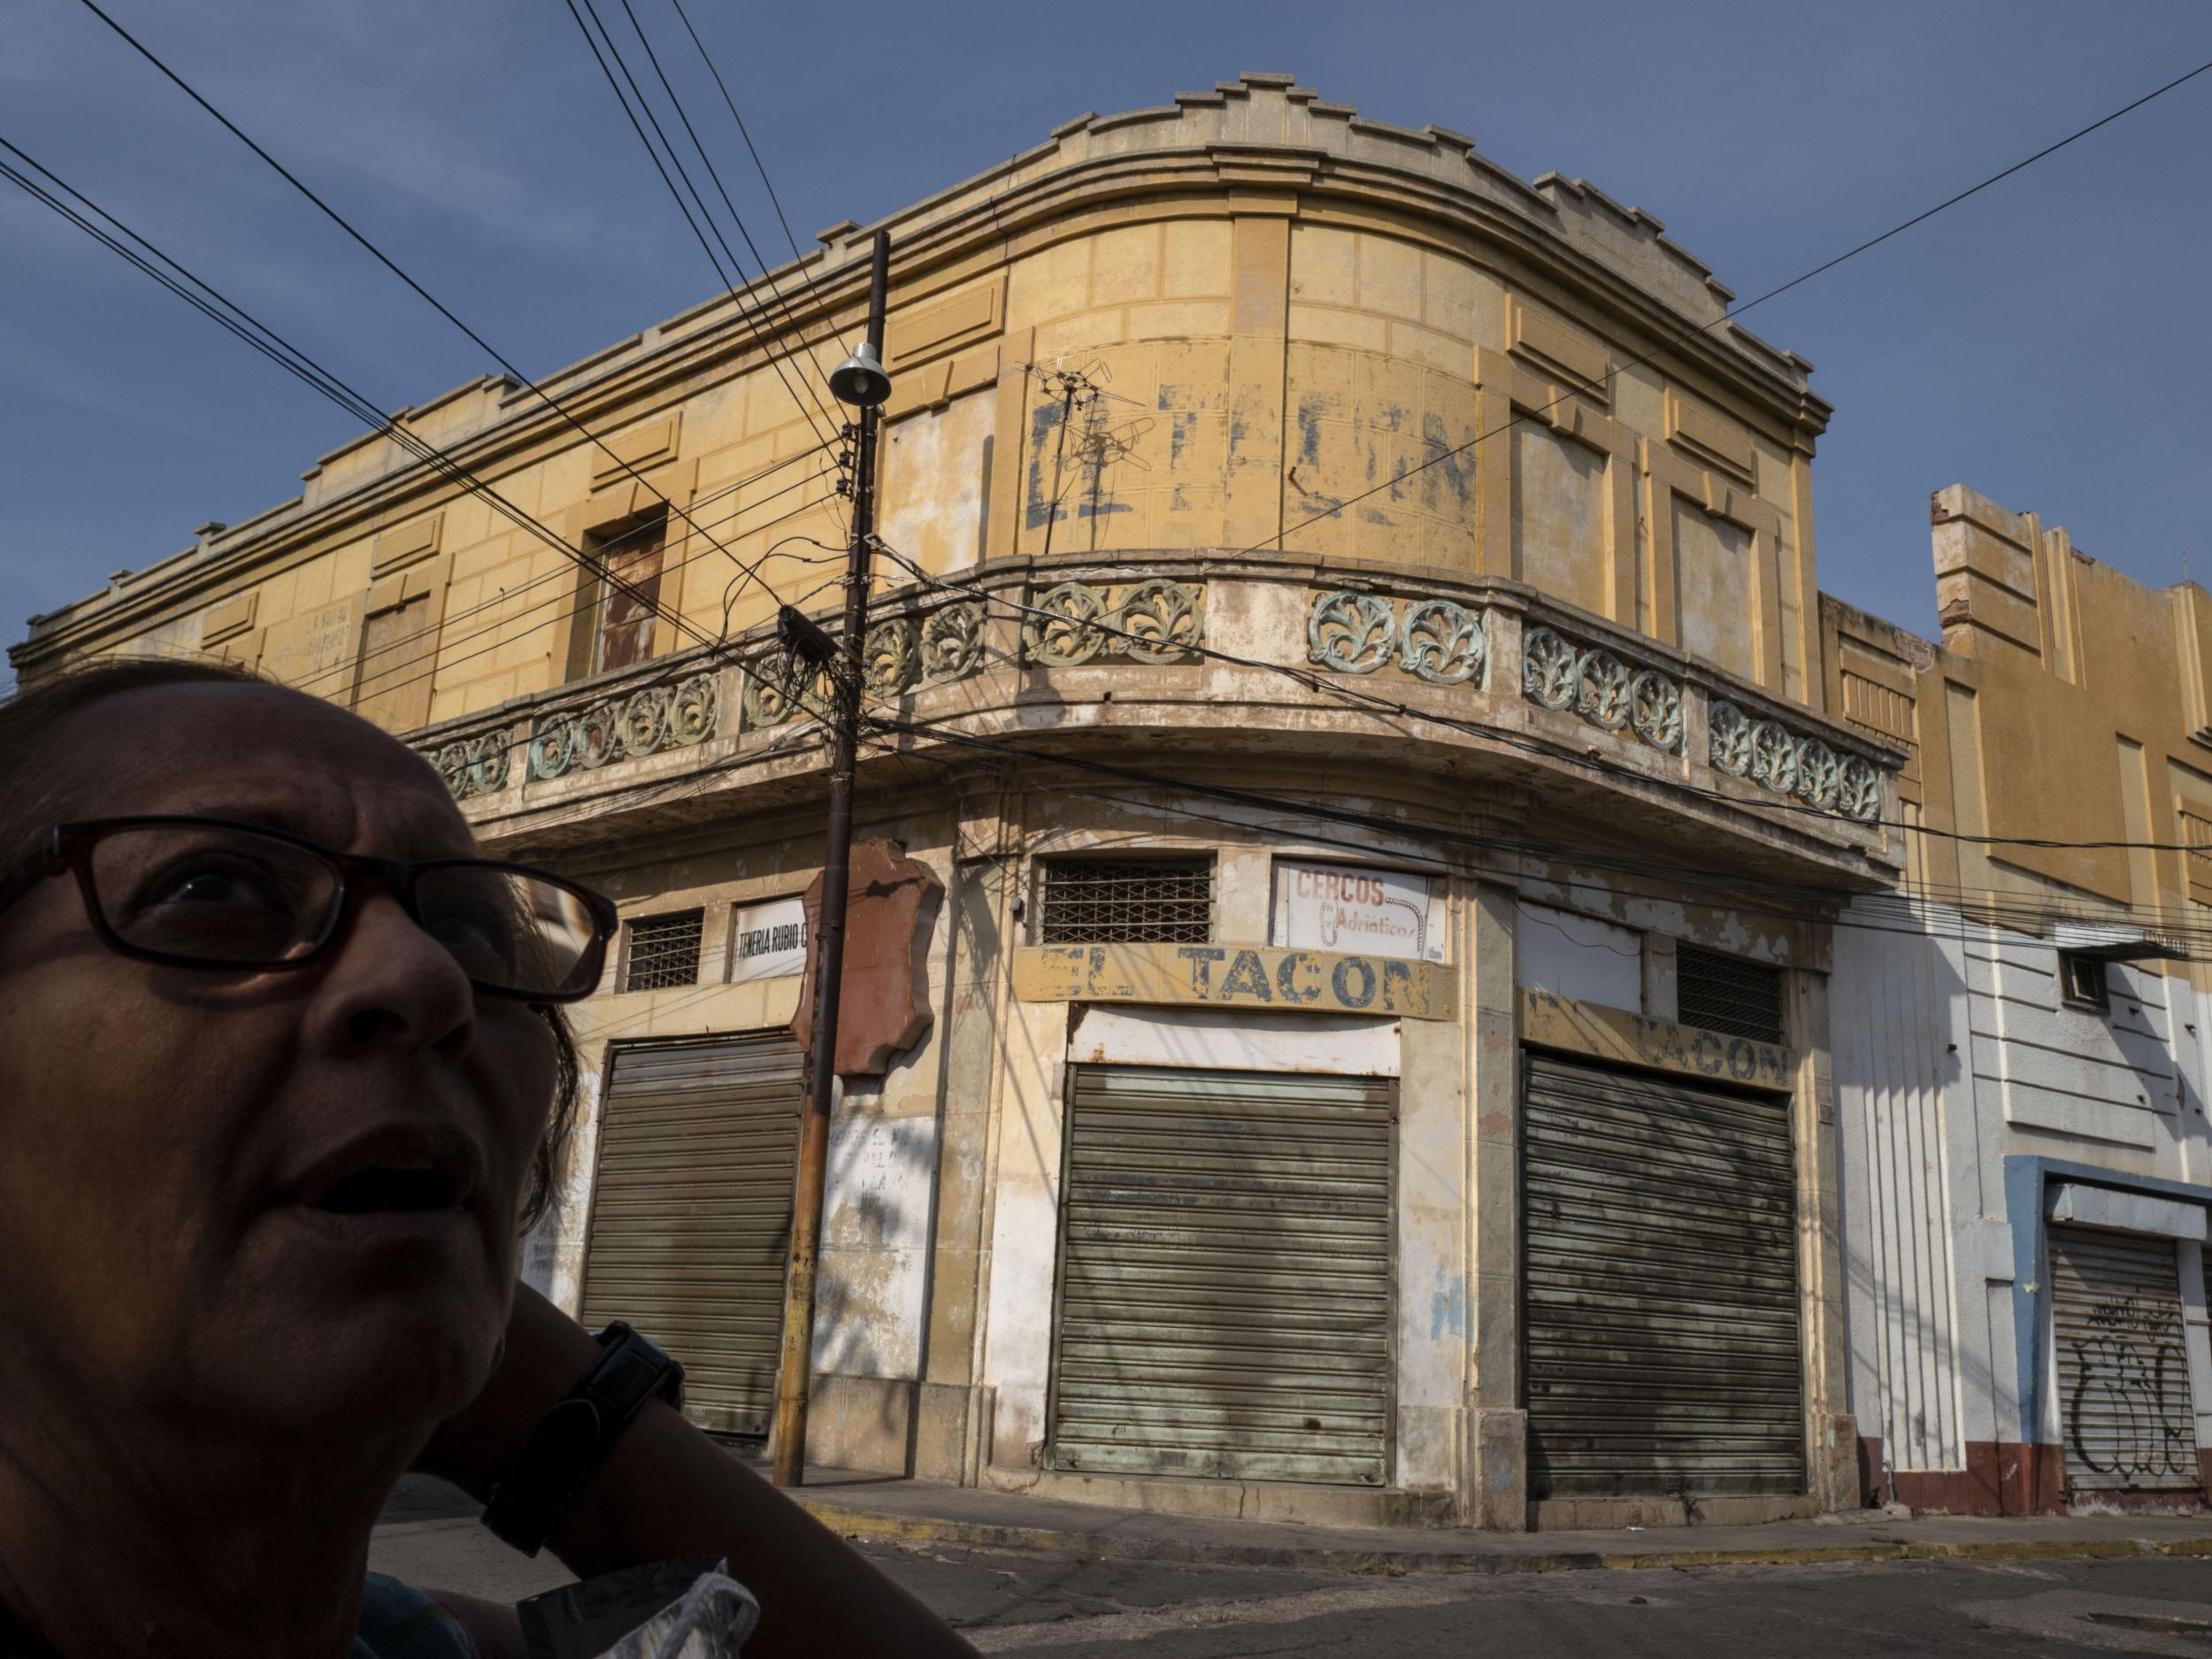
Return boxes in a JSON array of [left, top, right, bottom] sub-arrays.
[[1835, 894, 2212, 1509], [19, 76, 1834, 735]]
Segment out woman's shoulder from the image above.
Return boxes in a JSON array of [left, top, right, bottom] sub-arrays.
[[353, 1573, 480, 1659]]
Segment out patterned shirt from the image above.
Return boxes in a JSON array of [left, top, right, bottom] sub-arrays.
[[353, 1574, 479, 1659]]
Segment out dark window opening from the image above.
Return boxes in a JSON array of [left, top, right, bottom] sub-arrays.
[[1675, 942, 1786, 1045], [622, 909, 703, 992], [588, 511, 668, 677], [2058, 951, 2109, 1013], [1038, 856, 1214, 945]]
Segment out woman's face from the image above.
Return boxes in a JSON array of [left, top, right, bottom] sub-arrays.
[[0, 683, 557, 1441]]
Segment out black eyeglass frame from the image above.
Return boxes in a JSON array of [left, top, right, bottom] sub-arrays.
[[0, 815, 619, 1003]]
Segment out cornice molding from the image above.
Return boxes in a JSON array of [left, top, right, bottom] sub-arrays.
[[18, 72, 1830, 670]]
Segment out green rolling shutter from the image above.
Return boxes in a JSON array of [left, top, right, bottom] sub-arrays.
[[1523, 1052, 1804, 1498], [1049, 1064, 1396, 1486], [580, 1034, 803, 1436]]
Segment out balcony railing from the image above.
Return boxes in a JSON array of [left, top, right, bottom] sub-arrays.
[[414, 557, 1893, 838]]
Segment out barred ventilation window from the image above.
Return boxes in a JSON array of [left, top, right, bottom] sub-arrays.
[[1038, 856, 1214, 945], [1675, 942, 1786, 1045], [622, 909, 704, 992]]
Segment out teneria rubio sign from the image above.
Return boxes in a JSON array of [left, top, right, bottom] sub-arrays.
[[1011, 941, 1455, 1019]]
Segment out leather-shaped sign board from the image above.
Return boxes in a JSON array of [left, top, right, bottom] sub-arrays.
[[790, 840, 943, 1077]]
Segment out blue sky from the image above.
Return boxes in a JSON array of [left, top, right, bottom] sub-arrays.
[[5, 0, 2209, 661]]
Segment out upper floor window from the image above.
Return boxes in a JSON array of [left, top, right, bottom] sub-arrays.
[[1037, 856, 1214, 945], [579, 510, 668, 678]]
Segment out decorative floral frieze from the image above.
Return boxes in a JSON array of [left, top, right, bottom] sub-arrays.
[[862, 618, 919, 697], [1021, 579, 1204, 667], [424, 731, 510, 801], [1307, 591, 1489, 687], [1630, 669, 1684, 752], [742, 599, 993, 728], [1838, 756, 1880, 821], [1308, 591, 1398, 674], [919, 601, 987, 682], [1399, 599, 1488, 686], [1520, 626, 1681, 755], [529, 674, 717, 781], [741, 645, 827, 729], [1710, 699, 1881, 823]]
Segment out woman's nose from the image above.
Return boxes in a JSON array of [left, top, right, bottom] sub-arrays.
[[308, 887, 477, 1057]]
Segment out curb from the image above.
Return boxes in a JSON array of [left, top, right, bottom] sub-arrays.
[[793, 1502, 2212, 1577]]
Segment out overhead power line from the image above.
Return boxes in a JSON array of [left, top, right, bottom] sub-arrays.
[[70, 0, 840, 638], [2, 133, 815, 688], [0, 139, 671, 654], [852, 725, 2168, 956], [609, 0, 846, 405], [559, 0, 843, 450], [1233, 51, 2212, 555], [294, 495, 843, 712], [855, 708, 2212, 954], [663, 0, 830, 303]]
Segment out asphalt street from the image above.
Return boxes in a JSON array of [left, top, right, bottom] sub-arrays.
[[369, 1515, 2212, 1655]]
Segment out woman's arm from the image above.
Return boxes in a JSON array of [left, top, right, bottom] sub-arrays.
[[418, 1283, 976, 1658]]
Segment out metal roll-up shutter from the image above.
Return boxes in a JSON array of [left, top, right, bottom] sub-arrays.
[[579, 1034, 803, 1436], [2051, 1225, 2198, 1493], [1049, 1064, 1395, 1486], [1523, 1053, 1803, 1498]]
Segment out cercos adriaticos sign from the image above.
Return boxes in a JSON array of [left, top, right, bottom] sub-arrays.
[[1011, 941, 1455, 1020], [1272, 861, 1440, 961]]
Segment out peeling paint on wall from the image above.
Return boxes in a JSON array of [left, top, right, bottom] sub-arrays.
[[1430, 1270, 1467, 1341]]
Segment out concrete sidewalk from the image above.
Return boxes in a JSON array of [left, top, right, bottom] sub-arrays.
[[772, 1469, 2212, 1575], [378, 1463, 2212, 1578]]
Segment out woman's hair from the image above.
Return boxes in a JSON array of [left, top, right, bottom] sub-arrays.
[[0, 656, 580, 1231]]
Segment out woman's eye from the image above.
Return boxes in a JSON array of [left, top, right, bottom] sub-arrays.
[[431, 908, 518, 969], [158, 867, 265, 905], [142, 859, 291, 911]]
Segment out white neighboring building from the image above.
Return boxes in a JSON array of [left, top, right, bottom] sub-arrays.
[[1832, 487, 2212, 1513]]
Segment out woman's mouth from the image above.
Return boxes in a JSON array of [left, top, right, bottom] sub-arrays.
[[280, 1123, 486, 1250], [312, 1165, 463, 1215]]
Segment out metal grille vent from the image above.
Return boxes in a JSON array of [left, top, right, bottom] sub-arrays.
[[622, 909, 704, 992], [1038, 857, 1213, 945], [1675, 943, 1786, 1044]]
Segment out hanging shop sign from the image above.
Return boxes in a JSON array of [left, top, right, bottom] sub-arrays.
[[1271, 861, 1441, 962], [1519, 989, 1793, 1089], [731, 896, 809, 983], [1012, 941, 1455, 1020], [791, 841, 944, 1077]]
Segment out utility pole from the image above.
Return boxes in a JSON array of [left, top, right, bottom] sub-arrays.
[[771, 228, 891, 1487]]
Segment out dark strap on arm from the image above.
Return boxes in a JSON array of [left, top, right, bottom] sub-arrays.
[[480, 1322, 685, 1557]]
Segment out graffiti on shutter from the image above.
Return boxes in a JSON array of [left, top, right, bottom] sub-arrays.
[[2050, 1226, 2198, 1492]]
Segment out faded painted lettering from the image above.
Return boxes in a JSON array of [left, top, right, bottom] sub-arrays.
[[1218, 949, 1272, 1002], [1524, 990, 1793, 1091], [1178, 946, 1225, 997], [1011, 943, 1454, 1020]]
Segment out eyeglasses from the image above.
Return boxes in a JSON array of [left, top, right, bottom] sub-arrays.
[[0, 817, 618, 1002]]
